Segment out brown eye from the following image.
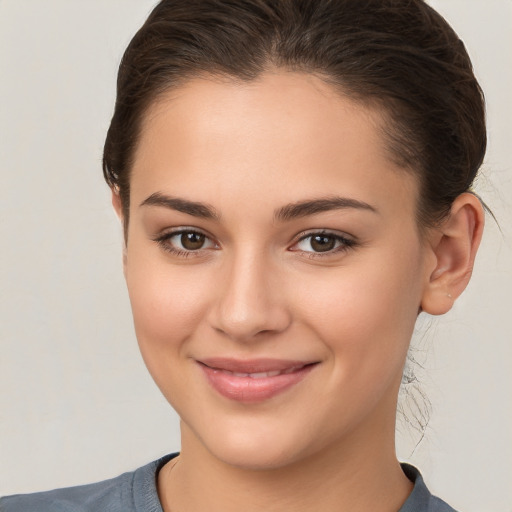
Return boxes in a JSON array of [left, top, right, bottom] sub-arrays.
[[154, 229, 216, 255], [180, 232, 206, 250], [293, 231, 356, 256], [310, 235, 336, 252]]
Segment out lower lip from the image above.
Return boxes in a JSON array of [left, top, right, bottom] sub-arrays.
[[199, 363, 317, 403]]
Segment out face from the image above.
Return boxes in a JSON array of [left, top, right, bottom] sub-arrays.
[[122, 71, 434, 470]]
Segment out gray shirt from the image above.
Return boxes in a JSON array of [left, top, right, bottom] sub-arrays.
[[0, 453, 457, 511]]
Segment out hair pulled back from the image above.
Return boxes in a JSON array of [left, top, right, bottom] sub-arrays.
[[103, 0, 486, 231]]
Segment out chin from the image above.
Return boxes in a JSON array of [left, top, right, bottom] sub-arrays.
[[186, 415, 320, 472], [209, 441, 302, 471]]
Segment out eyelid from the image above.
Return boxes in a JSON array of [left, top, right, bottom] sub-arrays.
[[154, 226, 217, 242], [152, 227, 357, 258], [152, 226, 219, 255], [292, 228, 356, 244], [289, 229, 358, 256]]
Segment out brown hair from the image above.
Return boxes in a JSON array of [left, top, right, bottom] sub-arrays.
[[103, 0, 486, 235]]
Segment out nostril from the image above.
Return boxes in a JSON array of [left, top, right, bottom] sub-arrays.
[[207, 261, 292, 340]]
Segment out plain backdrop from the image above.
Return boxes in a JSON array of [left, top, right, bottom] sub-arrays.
[[0, 1, 511, 510]]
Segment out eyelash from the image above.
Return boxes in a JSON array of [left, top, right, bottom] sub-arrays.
[[152, 229, 358, 259], [153, 228, 216, 258], [292, 230, 357, 258]]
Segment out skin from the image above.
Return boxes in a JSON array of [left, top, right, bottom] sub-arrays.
[[112, 71, 484, 512]]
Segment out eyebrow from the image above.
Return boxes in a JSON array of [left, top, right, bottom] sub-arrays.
[[274, 196, 378, 222], [140, 192, 377, 222], [140, 192, 220, 220]]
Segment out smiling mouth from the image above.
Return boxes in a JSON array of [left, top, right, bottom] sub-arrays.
[[216, 365, 307, 378], [197, 358, 319, 402]]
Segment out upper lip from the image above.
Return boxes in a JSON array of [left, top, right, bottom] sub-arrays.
[[198, 357, 317, 374]]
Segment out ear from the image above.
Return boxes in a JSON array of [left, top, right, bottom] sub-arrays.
[[421, 193, 485, 315], [111, 187, 123, 220], [111, 188, 128, 273]]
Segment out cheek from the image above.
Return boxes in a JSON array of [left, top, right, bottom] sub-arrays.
[[292, 249, 424, 377], [125, 255, 216, 411], [125, 251, 211, 360]]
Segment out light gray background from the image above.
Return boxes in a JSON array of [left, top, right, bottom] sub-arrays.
[[0, 1, 511, 510]]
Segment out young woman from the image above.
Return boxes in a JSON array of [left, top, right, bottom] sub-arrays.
[[0, 0, 493, 510]]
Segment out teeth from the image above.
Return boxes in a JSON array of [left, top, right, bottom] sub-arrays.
[[220, 367, 304, 378], [250, 371, 281, 378]]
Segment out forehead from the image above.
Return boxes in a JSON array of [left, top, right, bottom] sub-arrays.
[[139, 71, 384, 156], [131, 71, 418, 219]]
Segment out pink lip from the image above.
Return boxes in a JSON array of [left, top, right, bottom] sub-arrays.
[[197, 358, 318, 403]]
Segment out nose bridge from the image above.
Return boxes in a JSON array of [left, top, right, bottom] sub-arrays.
[[209, 244, 290, 341]]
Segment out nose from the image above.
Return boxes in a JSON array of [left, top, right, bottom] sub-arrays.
[[207, 250, 292, 342]]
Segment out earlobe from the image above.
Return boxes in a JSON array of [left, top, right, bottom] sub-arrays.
[[122, 248, 128, 277], [420, 193, 484, 316], [111, 188, 128, 276], [111, 187, 123, 221]]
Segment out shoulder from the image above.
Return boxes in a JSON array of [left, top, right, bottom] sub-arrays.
[[1, 472, 132, 512], [430, 496, 459, 512], [399, 463, 458, 512], [0, 454, 175, 512]]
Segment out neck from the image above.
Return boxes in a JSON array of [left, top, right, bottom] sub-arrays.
[[158, 417, 413, 512]]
